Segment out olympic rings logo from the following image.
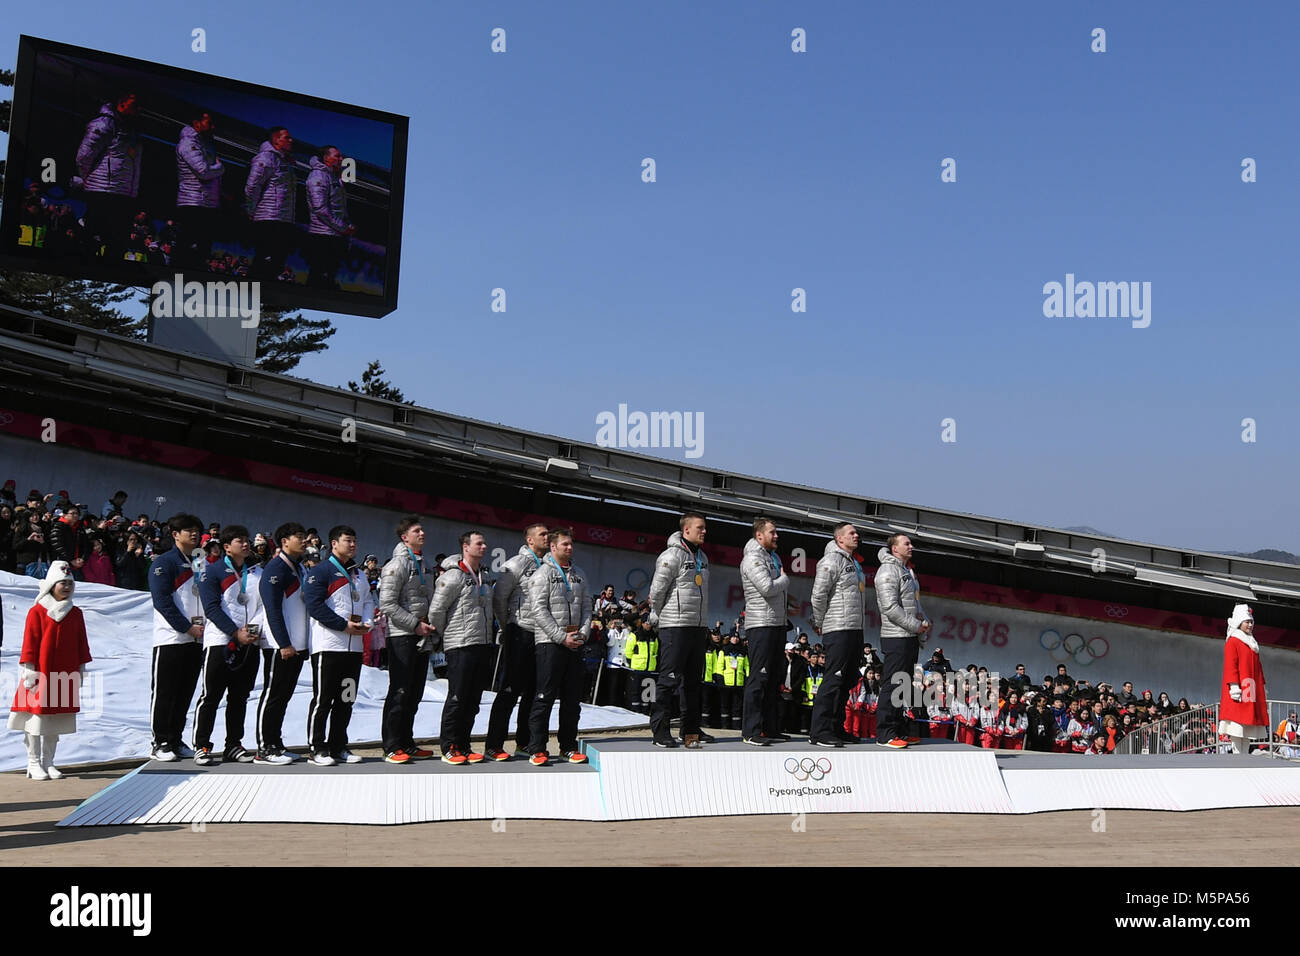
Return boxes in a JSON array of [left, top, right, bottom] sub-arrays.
[[0, 412, 13, 426], [784, 757, 831, 781], [1039, 629, 1109, 666], [587, 527, 614, 543], [1104, 605, 1129, 618]]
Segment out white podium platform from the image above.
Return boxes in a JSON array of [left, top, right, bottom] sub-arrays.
[[57, 738, 1300, 826]]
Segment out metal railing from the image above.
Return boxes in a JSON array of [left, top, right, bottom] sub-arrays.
[[1113, 699, 1300, 759]]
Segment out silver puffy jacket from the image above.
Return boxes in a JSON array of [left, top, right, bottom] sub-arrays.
[[378, 542, 432, 638], [244, 141, 296, 222], [75, 104, 140, 196], [810, 539, 866, 635], [493, 545, 546, 631], [875, 546, 928, 638], [175, 124, 223, 208], [740, 537, 788, 628], [648, 531, 709, 629], [529, 557, 591, 645], [426, 555, 493, 650], [305, 156, 350, 235]]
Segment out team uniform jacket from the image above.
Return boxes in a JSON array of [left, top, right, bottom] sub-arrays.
[[258, 552, 309, 651], [199, 559, 264, 648], [175, 124, 223, 207], [75, 104, 141, 196], [648, 532, 708, 629], [305, 156, 351, 235], [811, 540, 866, 634], [739, 537, 789, 628], [875, 547, 928, 638], [305, 557, 375, 654], [492, 545, 547, 632], [427, 556, 494, 650], [149, 547, 204, 647], [529, 558, 592, 646], [245, 140, 297, 222]]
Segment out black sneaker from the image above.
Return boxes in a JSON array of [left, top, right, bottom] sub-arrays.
[[696, 731, 717, 743], [811, 737, 844, 749], [224, 745, 256, 763], [652, 738, 679, 749], [838, 735, 863, 746], [742, 736, 772, 747], [766, 732, 792, 742]]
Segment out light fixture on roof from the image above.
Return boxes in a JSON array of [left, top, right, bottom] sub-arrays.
[[1013, 541, 1047, 561], [545, 457, 580, 475]]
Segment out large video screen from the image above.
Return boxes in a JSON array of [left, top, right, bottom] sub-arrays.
[[1, 36, 407, 318]]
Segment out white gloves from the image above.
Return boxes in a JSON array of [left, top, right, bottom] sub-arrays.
[[22, 664, 38, 690], [1229, 684, 1242, 702]]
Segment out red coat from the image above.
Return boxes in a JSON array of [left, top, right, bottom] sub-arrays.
[[1219, 636, 1267, 726], [10, 602, 93, 715]]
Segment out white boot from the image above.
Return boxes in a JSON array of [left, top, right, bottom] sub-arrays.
[[1230, 734, 1248, 754], [42, 735, 64, 779], [25, 734, 48, 780]]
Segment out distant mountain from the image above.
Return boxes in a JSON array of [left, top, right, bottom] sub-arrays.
[[1063, 526, 1113, 537], [1219, 549, 1300, 565]]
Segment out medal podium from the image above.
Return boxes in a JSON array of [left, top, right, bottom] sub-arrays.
[[57, 737, 1300, 827]]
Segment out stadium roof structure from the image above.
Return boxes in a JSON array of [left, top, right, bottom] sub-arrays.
[[3, 303, 1299, 625]]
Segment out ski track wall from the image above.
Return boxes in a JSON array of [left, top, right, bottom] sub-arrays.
[[4, 433, 1298, 708]]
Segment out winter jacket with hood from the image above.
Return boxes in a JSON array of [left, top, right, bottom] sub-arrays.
[[648, 531, 709, 629], [306, 155, 351, 235], [874, 546, 927, 639], [244, 140, 297, 222], [810, 539, 866, 635], [75, 103, 141, 196], [493, 544, 547, 632], [378, 542, 433, 638], [175, 124, 223, 208], [529, 555, 592, 646], [739, 537, 789, 628], [426, 555, 493, 651]]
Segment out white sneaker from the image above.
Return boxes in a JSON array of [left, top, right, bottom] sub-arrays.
[[310, 752, 337, 767], [152, 746, 180, 763], [335, 750, 363, 764], [254, 750, 293, 766]]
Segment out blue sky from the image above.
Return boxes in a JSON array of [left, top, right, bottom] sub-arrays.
[[4, 1, 1298, 554]]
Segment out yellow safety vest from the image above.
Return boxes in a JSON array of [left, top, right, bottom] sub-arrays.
[[720, 652, 749, 687], [626, 631, 658, 672]]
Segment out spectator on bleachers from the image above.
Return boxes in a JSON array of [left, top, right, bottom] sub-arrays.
[[82, 536, 116, 586], [0, 504, 15, 573], [1025, 694, 1056, 752], [101, 490, 129, 519], [1156, 692, 1175, 716], [48, 505, 91, 580], [14, 509, 51, 578], [114, 531, 149, 591], [1067, 705, 1099, 753]]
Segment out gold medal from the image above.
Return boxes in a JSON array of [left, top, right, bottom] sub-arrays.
[[694, 573, 703, 586], [859, 581, 865, 592]]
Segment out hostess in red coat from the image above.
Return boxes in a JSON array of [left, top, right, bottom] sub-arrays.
[[1217, 604, 1267, 737]]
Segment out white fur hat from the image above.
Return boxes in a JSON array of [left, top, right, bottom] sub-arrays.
[[39, 560, 76, 602], [1228, 604, 1254, 630]]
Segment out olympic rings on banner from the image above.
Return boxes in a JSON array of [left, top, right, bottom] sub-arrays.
[[1104, 605, 1129, 618], [783, 756, 832, 781], [1038, 628, 1109, 666]]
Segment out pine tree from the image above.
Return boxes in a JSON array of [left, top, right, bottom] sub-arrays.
[[347, 359, 407, 403], [254, 306, 337, 374], [0, 269, 144, 335]]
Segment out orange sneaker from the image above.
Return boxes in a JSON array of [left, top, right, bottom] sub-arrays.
[[906, 736, 922, 744], [464, 749, 486, 764], [441, 747, 468, 765], [562, 750, 588, 764], [529, 752, 549, 766], [485, 748, 511, 762], [384, 750, 411, 764], [877, 738, 910, 749], [409, 747, 435, 759]]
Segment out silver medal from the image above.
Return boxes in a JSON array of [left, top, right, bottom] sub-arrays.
[[237, 593, 249, 605]]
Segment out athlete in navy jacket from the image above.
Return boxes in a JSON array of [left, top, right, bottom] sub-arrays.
[[147, 514, 205, 761], [253, 522, 310, 764]]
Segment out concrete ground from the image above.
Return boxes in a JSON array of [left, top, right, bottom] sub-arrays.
[[5, 728, 1300, 866]]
